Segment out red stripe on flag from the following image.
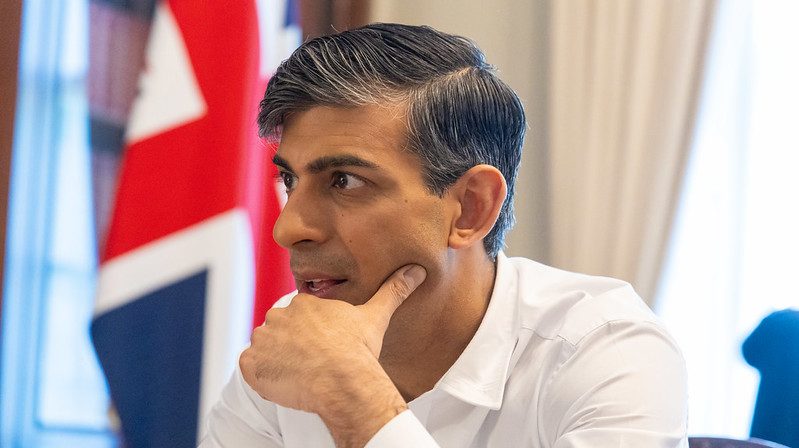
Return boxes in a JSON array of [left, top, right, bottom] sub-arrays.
[[102, 0, 294, 321], [103, 0, 260, 261]]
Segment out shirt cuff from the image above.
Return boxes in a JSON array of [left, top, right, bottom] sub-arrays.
[[364, 410, 439, 448]]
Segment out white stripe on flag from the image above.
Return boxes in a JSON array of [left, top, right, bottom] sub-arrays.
[[125, 1, 207, 145], [96, 208, 255, 440]]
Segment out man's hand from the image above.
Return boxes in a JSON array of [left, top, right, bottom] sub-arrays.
[[239, 264, 427, 447]]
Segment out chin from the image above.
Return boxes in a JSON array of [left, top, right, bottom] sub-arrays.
[[345, 281, 391, 306]]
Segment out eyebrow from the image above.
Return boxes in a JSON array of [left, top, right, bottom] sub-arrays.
[[272, 154, 380, 174]]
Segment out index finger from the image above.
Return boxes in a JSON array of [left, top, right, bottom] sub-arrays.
[[360, 264, 427, 322]]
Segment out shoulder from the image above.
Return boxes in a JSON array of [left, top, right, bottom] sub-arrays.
[[501, 257, 688, 444], [505, 256, 667, 347]]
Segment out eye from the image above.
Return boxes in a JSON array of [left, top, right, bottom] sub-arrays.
[[278, 171, 298, 192], [331, 172, 366, 190]]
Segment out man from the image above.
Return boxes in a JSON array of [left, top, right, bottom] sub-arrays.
[[202, 23, 688, 447]]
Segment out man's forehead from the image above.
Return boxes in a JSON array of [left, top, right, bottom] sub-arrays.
[[281, 105, 408, 144], [274, 105, 413, 169]]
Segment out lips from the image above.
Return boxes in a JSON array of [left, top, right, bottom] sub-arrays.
[[306, 278, 345, 292], [295, 275, 348, 299], [291, 253, 355, 299]]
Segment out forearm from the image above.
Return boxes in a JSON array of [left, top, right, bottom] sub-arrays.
[[316, 358, 408, 448]]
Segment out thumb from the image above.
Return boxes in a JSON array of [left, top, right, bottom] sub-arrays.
[[361, 264, 427, 323]]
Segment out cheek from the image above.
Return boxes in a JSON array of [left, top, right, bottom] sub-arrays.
[[344, 200, 449, 296]]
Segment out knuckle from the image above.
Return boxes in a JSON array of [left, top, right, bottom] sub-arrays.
[[251, 325, 267, 341], [264, 307, 283, 324], [292, 294, 312, 307], [389, 278, 412, 299], [239, 349, 254, 375]]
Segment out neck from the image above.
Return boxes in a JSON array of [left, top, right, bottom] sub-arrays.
[[378, 248, 497, 402]]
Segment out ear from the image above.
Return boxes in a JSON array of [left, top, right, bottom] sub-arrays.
[[447, 165, 507, 251]]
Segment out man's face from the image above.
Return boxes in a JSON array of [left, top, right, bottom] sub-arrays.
[[272, 104, 451, 306]]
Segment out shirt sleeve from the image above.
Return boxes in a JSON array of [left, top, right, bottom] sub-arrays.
[[198, 363, 284, 448], [364, 410, 440, 448], [542, 319, 689, 448]]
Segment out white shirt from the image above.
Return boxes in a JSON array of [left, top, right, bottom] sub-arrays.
[[201, 253, 688, 447]]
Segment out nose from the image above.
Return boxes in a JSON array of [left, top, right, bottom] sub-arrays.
[[273, 192, 327, 249]]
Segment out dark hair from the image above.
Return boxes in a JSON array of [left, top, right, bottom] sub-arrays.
[[258, 23, 526, 258]]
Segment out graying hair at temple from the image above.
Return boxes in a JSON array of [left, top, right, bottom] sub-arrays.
[[257, 23, 526, 258]]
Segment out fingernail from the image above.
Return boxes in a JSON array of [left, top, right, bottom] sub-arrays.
[[403, 265, 427, 290]]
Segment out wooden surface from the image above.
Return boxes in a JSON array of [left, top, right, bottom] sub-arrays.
[[300, 0, 370, 39], [0, 0, 23, 325]]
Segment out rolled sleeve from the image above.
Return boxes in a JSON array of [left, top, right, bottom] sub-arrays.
[[364, 410, 440, 448], [199, 363, 283, 447]]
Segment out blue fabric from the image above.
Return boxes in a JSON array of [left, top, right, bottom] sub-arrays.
[[284, 0, 299, 27], [91, 270, 208, 448], [743, 309, 799, 448]]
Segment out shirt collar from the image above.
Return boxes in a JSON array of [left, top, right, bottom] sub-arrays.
[[434, 252, 519, 410]]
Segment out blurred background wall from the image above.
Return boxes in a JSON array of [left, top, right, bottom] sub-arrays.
[[371, 0, 552, 264]]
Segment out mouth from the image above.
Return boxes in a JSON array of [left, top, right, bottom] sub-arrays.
[[297, 277, 348, 299]]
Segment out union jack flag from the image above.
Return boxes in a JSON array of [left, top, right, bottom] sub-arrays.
[[90, 1, 298, 446]]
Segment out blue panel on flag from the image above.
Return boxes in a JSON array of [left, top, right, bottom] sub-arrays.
[[285, 0, 299, 27], [91, 270, 208, 448]]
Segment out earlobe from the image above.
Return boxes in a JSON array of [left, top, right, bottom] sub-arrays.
[[448, 165, 507, 251]]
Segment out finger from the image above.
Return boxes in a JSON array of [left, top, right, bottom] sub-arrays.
[[361, 264, 426, 321]]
